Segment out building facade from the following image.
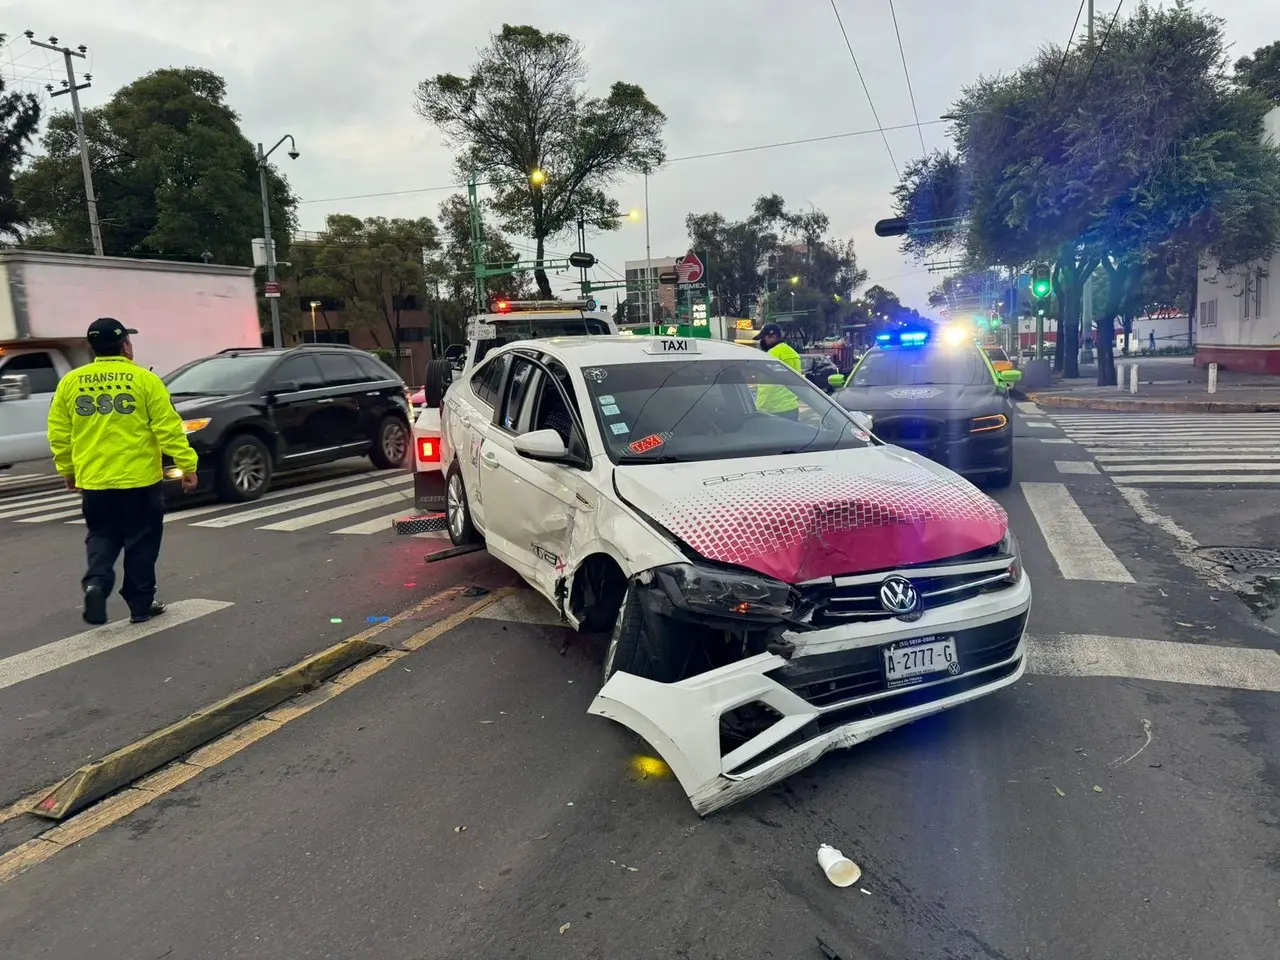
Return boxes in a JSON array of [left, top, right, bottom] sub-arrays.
[[624, 256, 678, 323], [1194, 106, 1280, 373]]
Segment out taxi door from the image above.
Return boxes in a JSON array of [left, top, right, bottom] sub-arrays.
[[477, 355, 587, 604]]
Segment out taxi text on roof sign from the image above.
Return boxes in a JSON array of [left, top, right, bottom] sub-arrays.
[[644, 337, 700, 355]]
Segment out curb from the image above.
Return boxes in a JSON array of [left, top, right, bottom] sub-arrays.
[[29, 636, 386, 820], [1026, 392, 1280, 414]]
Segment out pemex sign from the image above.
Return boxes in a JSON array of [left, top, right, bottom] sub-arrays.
[[676, 250, 707, 290]]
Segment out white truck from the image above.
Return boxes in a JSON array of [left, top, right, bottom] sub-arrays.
[[410, 299, 617, 515], [0, 250, 261, 470]]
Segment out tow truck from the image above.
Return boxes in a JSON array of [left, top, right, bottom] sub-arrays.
[[409, 299, 618, 519]]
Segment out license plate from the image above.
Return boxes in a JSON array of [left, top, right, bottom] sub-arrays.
[[883, 635, 959, 689]]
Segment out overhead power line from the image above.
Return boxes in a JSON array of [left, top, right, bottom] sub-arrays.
[[886, 0, 928, 157], [828, 0, 899, 178], [1077, 1, 1124, 95], [295, 120, 943, 206], [1049, 0, 1088, 100]]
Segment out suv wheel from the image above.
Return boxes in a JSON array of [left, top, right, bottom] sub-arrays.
[[370, 415, 408, 469], [217, 434, 272, 502]]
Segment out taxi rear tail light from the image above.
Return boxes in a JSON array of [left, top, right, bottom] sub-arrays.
[[417, 437, 440, 463]]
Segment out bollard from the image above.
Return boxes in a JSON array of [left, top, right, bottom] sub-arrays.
[[1208, 362, 1218, 395], [1116, 363, 1127, 390], [1130, 364, 1139, 394]]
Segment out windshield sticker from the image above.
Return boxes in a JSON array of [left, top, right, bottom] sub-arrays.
[[597, 394, 615, 405], [628, 433, 665, 455], [600, 403, 620, 416], [887, 387, 944, 400], [610, 422, 630, 435], [583, 368, 607, 383]]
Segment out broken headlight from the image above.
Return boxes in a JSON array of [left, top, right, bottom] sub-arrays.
[[998, 529, 1022, 584], [650, 562, 796, 621]]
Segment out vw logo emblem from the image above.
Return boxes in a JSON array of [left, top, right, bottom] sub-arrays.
[[878, 576, 921, 619]]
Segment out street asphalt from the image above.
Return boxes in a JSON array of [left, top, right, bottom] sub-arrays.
[[0, 414, 1276, 960]]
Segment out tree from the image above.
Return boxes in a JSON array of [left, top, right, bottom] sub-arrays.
[[686, 194, 868, 337], [429, 194, 532, 345], [0, 37, 42, 241], [893, 2, 1280, 384], [413, 25, 666, 298], [1235, 41, 1280, 103], [298, 215, 440, 373], [16, 68, 296, 265]]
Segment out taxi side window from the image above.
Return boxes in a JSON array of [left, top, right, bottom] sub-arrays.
[[469, 355, 507, 408], [526, 361, 583, 454], [500, 357, 538, 432]]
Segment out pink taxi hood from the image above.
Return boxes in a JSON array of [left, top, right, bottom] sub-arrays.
[[613, 448, 1008, 584]]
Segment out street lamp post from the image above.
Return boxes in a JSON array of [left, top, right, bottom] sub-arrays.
[[257, 135, 300, 349], [309, 300, 321, 342]]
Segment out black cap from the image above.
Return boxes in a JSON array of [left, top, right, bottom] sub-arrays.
[[86, 317, 138, 344], [753, 323, 783, 341]]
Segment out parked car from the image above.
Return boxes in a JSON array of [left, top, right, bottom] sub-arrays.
[[162, 344, 413, 501], [417, 332, 1030, 815]]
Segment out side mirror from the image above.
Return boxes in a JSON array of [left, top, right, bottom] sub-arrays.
[[0, 374, 33, 401], [847, 410, 874, 433], [827, 373, 846, 390], [513, 428, 569, 462], [998, 369, 1023, 385]]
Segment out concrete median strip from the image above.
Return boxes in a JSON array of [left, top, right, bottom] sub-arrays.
[[1027, 391, 1280, 414], [0, 584, 516, 885]]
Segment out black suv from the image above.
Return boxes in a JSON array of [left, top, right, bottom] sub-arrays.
[[161, 344, 412, 502]]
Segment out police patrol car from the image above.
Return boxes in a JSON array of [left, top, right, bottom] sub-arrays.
[[414, 329, 1031, 816]]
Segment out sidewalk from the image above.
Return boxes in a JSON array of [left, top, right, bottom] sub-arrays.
[[1026, 362, 1280, 413]]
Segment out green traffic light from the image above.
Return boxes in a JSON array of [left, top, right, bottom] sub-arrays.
[[1032, 279, 1050, 298]]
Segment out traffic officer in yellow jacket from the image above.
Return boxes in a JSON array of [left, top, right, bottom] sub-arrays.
[[47, 318, 200, 625], [753, 322, 804, 419]]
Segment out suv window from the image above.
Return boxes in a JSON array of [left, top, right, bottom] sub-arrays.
[[353, 354, 399, 382], [311, 351, 365, 386], [165, 353, 279, 395], [1, 352, 59, 393], [469, 356, 507, 407], [270, 355, 325, 391]]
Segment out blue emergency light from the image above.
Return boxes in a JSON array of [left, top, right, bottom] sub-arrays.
[[875, 328, 930, 347]]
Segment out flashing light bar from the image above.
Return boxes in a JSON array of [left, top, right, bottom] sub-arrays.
[[876, 329, 931, 347], [491, 298, 595, 315]]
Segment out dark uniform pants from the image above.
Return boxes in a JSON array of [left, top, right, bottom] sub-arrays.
[[80, 483, 165, 616]]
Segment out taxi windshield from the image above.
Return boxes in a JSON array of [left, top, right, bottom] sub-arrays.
[[581, 357, 872, 465], [852, 346, 991, 387]]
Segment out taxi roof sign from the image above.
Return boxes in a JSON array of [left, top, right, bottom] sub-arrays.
[[644, 337, 699, 355]]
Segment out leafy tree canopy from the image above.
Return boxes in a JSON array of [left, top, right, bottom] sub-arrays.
[[1235, 41, 1280, 103], [295, 214, 440, 356], [0, 36, 42, 241], [893, 1, 1280, 381], [685, 194, 869, 337], [16, 67, 296, 265], [413, 24, 666, 298]]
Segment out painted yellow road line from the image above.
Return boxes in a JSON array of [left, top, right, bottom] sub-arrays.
[[0, 585, 516, 886]]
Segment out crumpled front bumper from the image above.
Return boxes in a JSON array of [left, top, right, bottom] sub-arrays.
[[589, 573, 1031, 816]]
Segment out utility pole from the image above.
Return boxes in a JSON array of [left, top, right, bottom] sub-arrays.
[[28, 33, 103, 256], [643, 172, 653, 333], [1087, 0, 1094, 46], [255, 135, 299, 349]]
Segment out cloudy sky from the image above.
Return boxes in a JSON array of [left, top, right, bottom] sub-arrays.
[[1, 0, 1273, 309]]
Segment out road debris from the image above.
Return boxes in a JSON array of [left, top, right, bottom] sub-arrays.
[[1111, 718, 1154, 766], [559, 923, 570, 935], [454, 825, 467, 833], [1054, 785, 1066, 797], [1093, 785, 1104, 793], [817, 844, 861, 887]]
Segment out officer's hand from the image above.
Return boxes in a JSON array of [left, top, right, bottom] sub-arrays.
[[64, 475, 78, 491], [180, 473, 198, 493]]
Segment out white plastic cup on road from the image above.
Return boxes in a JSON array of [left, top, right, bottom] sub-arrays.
[[817, 844, 862, 887]]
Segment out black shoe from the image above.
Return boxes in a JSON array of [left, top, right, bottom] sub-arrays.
[[83, 586, 108, 626], [129, 601, 167, 624]]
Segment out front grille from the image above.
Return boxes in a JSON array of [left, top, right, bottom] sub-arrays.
[[874, 416, 944, 444], [767, 612, 1026, 708], [801, 559, 1015, 628]]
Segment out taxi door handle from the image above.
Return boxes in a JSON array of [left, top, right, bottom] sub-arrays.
[[316, 397, 335, 404], [480, 450, 499, 467]]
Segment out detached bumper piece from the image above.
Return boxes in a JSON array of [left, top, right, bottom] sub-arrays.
[[392, 514, 447, 535], [589, 614, 1027, 816]]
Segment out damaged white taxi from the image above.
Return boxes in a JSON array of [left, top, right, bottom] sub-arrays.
[[426, 334, 1031, 816]]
